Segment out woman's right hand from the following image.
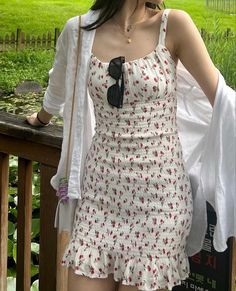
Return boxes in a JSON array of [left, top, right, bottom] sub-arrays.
[[26, 112, 45, 127]]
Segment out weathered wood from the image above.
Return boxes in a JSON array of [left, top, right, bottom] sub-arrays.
[[37, 36, 41, 48], [10, 32, 15, 49], [20, 31, 25, 51], [5, 34, 9, 50], [16, 158, 33, 291], [1, 28, 60, 51], [16, 28, 21, 51], [230, 238, 236, 291], [39, 164, 58, 291], [0, 135, 61, 167], [0, 111, 62, 149], [47, 32, 52, 49], [31, 36, 36, 48], [26, 34, 31, 48], [42, 33, 46, 48], [0, 153, 9, 291], [0, 112, 64, 290], [0, 36, 3, 52], [54, 28, 60, 50]]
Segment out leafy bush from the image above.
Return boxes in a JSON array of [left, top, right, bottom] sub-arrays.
[[7, 156, 41, 289], [0, 49, 54, 94]]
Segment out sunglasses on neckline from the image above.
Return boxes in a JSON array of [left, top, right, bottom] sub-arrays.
[[107, 56, 125, 109]]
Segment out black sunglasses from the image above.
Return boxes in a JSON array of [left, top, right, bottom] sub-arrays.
[[107, 56, 125, 108]]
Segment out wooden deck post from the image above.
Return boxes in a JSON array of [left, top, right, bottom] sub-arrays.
[[0, 112, 63, 291], [16, 158, 33, 291], [39, 164, 58, 291], [0, 153, 9, 291], [230, 238, 236, 291]]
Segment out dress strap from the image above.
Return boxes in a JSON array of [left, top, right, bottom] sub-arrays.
[[158, 9, 171, 46]]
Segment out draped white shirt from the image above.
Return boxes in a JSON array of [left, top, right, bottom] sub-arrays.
[[42, 9, 236, 257]]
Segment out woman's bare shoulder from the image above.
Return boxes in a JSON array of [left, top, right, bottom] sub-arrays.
[[168, 8, 193, 23], [167, 8, 198, 38], [167, 9, 218, 106], [167, 9, 201, 53]]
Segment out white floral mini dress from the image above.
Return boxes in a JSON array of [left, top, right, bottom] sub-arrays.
[[62, 9, 193, 291]]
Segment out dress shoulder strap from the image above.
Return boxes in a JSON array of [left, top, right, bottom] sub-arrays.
[[158, 8, 171, 46]]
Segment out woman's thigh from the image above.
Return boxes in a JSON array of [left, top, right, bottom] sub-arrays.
[[68, 267, 119, 291]]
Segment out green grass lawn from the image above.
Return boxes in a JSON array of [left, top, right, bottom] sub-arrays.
[[0, 0, 235, 36], [0, 0, 93, 36], [167, 0, 236, 31]]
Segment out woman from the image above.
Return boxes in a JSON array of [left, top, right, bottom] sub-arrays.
[[26, 1, 222, 290]]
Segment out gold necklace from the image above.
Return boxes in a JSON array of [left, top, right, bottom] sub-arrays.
[[113, 10, 147, 44]]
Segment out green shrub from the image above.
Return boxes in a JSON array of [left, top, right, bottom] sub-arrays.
[[0, 49, 54, 94], [7, 156, 40, 289]]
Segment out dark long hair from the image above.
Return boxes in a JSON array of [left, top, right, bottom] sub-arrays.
[[83, 1, 164, 31]]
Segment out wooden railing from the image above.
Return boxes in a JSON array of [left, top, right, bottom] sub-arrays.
[[0, 111, 69, 291]]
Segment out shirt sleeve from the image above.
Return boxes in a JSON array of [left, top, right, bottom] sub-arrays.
[[42, 20, 70, 116]]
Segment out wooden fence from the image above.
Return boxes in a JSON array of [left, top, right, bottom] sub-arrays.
[[0, 27, 235, 52], [206, 0, 236, 14], [0, 28, 60, 52]]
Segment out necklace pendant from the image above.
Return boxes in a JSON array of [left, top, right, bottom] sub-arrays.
[[127, 25, 132, 32], [127, 37, 132, 44]]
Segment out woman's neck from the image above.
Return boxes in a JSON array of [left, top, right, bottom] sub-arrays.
[[114, 0, 147, 28]]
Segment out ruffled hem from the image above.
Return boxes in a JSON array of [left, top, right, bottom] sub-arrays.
[[62, 239, 190, 291]]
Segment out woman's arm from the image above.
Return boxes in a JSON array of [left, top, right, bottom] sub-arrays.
[[169, 9, 219, 107], [26, 19, 70, 126]]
